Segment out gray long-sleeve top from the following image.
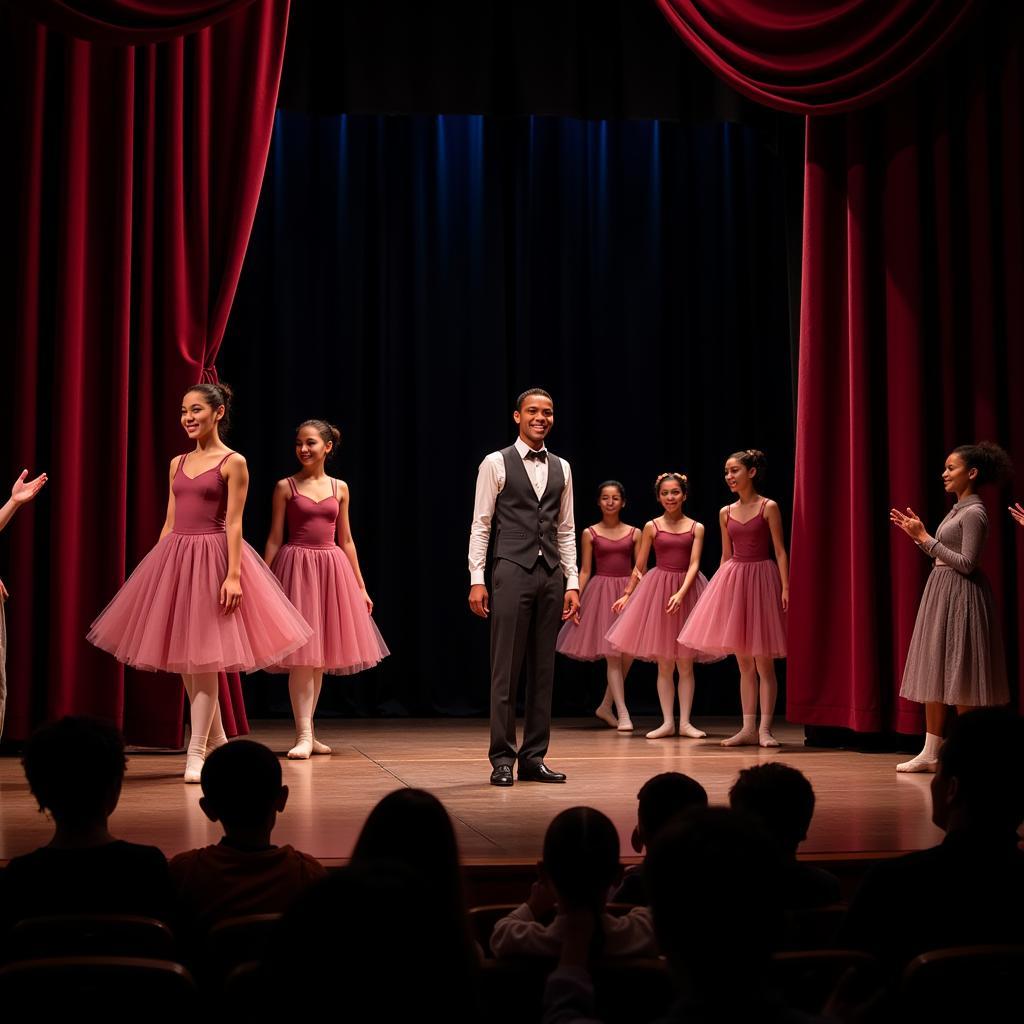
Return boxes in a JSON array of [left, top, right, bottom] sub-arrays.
[[919, 494, 988, 576]]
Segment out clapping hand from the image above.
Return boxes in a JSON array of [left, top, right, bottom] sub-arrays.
[[890, 506, 927, 542], [11, 469, 47, 505]]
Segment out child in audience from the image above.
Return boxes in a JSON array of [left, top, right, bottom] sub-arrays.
[[613, 771, 708, 906], [490, 806, 657, 959], [1, 716, 172, 929], [169, 740, 325, 935], [729, 762, 840, 909]]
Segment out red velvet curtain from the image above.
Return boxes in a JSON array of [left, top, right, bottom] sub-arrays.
[[790, 10, 1024, 732], [654, 0, 980, 114], [655, 1, 1023, 731], [0, 0, 290, 744]]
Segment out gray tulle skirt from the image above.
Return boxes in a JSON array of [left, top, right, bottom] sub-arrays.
[[899, 566, 1009, 706]]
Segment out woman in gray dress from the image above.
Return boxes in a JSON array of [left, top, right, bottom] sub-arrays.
[[890, 442, 1012, 772]]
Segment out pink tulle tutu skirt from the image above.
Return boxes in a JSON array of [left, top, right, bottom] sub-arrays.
[[556, 574, 630, 661], [87, 533, 313, 674], [604, 566, 717, 662], [677, 558, 787, 658], [267, 543, 389, 674]]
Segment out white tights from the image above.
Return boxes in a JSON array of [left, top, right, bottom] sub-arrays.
[[182, 672, 227, 783], [646, 658, 705, 739], [721, 655, 779, 747], [596, 655, 634, 730], [287, 667, 332, 759]]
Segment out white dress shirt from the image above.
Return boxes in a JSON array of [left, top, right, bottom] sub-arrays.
[[468, 437, 579, 589]]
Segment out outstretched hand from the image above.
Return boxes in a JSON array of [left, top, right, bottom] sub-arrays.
[[890, 506, 927, 542], [1010, 502, 1024, 528], [11, 469, 47, 505]]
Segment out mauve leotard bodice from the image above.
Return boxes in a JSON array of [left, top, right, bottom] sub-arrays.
[[285, 477, 339, 548], [727, 500, 771, 562], [591, 528, 635, 577], [653, 523, 695, 572], [172, 453, 233, 534]]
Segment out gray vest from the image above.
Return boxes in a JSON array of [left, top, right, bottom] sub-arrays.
[[493, 446, 564, 571]]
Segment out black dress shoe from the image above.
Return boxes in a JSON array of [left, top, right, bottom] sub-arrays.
[[517, 763, 567, 783], [490, 764, 514, 786]]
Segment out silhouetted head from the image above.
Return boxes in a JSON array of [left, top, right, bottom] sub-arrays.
[[633, 772, 708, 853], [729, 762, 816, 858], [23, 716, 126, 828], [932, 708, 1024, 834], [542, 806, 621, 912], [351, 789, 465, 912], [200, 741, 286, 832]]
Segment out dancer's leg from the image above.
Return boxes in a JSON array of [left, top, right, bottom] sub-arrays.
[[606, 656, 633, 731], [184, 672, 220, 783], [646, 660, 677, 739], [897, 702, 945, 772], [207, 684, 228, 752], [287, 667, 317, 759], [595, 684, 617, 727], [675, 659, 706, 738], [722, 655, 759, 746], [755, 656, 779, 747], [309, 669, 332, 754]]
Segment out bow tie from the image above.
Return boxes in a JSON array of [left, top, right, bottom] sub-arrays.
[[524, 449, 547, 462]]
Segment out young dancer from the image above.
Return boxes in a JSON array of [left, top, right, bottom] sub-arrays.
[[88, 383, 312, 782], [678, 450, 788, 747], [556, 481, 640, 731], [605, 473, 714, 740], [890, 442, 1012, 772], [263, 420, 389, 759]]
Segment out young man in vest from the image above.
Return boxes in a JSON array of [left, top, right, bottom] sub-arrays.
[[469, 388, 580, 786]]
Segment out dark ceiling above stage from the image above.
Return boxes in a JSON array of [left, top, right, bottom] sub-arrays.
[[278, 0, 767, 123]]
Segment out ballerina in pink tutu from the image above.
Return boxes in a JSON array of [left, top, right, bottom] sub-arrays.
[[605, 473, 716, 740], [88, 383, 312, 782], [556, 480, 640, 731], [263, 420, 389, 759], [678, 449, 789, 748]]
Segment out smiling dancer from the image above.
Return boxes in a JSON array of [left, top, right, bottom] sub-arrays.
[[264, 419, 389, 759], [469, 389, 580, 786], [678, 450, 788, 747], [605, 473, 716, 739], [556, 480, 640, 731], [88, 383, 311, 782]]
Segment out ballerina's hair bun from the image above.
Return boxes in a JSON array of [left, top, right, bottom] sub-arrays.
[[953, 441, 1013, 485], [730, 449, 766, 478], [654, 472, 688, 497], [298, 419, 342, 461], [186, 381, 234, 435]]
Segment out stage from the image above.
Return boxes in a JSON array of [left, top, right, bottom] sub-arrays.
[[0, 717, 941, 869]]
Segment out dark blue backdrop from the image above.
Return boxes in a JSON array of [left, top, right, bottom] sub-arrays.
[[220, 111, 797, 720]]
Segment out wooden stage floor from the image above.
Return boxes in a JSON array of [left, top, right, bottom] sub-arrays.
[[0, 717, 943, 865]]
